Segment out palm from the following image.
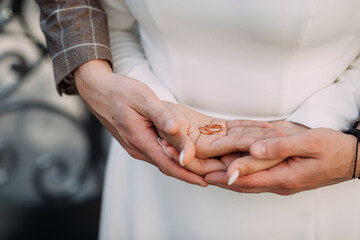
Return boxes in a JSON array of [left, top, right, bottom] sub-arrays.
[[181, 107, 229, 159], [156, 103, 277, 176], [161, 103, 231, 158], [154, 103, 228, 175]]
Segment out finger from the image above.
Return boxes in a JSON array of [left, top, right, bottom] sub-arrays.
[[227, 120, 272, 129], [228, 127, 259, 135], [158, 139, 180, 160], [160, 138, 172, 148], [157, 138, 175, 159], [228, 127, 287, 139], [160, 128, 197, 167], [204, 171, 270, 193], [186, 157, 227, 176], [226, 155, 285, 184], [139, 127, 208, 187], [250, 133, 320, 159], [220, 153, 243, 167], [198, 135, 257, 159], [205, 162, 293, 192], [163, 144, 227, 175], [136, 97, 180, 135]]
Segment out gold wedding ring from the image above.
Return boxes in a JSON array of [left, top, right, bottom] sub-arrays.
[[199, 124, 223, 135]]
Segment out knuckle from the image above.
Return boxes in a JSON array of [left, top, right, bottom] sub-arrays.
[[305, 134, 322, 154], [232, 136, 248, 151], [159, 167, 170, 177], [127, 134, 142, 149], [274, 127, 287, 137], [187, 160, 206, 175], [227, 120, 239, 129], [272, 141, 286, 157], [195, 145, 207, 156], [198, 160, 210, 175], [240, 184, 256, 191], [277, 190, 296, 196], [127, 149, 142, 160], [153, 109, 170, 128], [279, 175, 299, 190], [238, 162, 252, 175]]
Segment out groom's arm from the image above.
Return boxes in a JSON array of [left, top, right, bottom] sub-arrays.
[[35, 0, 113, 95]]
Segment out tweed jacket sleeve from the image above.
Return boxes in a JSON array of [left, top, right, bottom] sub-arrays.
[[35, 0, 113, 95]]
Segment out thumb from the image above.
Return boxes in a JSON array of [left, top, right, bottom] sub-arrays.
[[136, 97, 196, 167], [167, 129, 196, 167], [137, 96, 180, 135], [250, 132, 319, 159]]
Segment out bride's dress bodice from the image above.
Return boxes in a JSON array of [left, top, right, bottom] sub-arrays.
[[124, 0, 360, 120], [98, 1, 360, 239]]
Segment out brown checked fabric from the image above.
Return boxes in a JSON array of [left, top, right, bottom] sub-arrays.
[[35, 0, 113, 95]]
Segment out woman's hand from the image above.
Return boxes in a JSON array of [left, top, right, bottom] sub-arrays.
[[157, 103, 275, 175]]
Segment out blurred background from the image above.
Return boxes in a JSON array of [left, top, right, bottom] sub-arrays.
[[0, 0, 110, 239]]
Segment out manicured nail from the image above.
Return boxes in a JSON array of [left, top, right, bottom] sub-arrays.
[[179, 150, 185, 166], [228, 169, 239, 185], [252, 143, 266, 158]]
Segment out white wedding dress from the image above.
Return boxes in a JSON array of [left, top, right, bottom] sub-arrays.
[[98, 0, 360, 239]]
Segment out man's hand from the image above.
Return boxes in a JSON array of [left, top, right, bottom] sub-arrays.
[[74, 60, 208, 186], [205, 128, 357, 195], [217, 120, 307, 184]]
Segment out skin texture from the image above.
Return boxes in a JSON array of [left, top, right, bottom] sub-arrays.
[[75, 60, 207, 186], [74, 60, 357, 194], [205, 128, 357, 195], [220, 120, 309, 180], [74, 60, 260, 186], [158, 103, 278, 174]]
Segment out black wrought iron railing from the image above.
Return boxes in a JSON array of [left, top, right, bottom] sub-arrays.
[[0, 0, 108, 206]]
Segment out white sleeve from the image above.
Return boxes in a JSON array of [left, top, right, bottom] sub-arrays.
[[286, 53, 360, 131], [100, 0, 177, 103]]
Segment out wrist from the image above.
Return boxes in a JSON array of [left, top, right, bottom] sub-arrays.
[[343, 128, 360, 179], [74, 59, 112, 82], [74, 59, 116, 97]]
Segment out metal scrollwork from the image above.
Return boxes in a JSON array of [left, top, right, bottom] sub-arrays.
[[0, 137, 17, 186], [0, 0, 107, 205]]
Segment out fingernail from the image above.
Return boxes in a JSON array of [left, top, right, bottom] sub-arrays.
[[228, 169, 239, 185], [252, 143, 266, 157], [179, 150, 185, 166]]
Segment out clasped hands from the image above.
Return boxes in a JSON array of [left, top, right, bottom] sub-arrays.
[[158, 102, 356, 195], [75, 60, 356, 195], [156, 102, 303, 193]]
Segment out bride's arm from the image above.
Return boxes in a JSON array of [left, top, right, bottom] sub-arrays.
[[100, 0, 176, 102], [286, 53, 360, 131]]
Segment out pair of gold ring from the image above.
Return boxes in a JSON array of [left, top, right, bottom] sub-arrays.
[[199, 124, 223, 135]]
